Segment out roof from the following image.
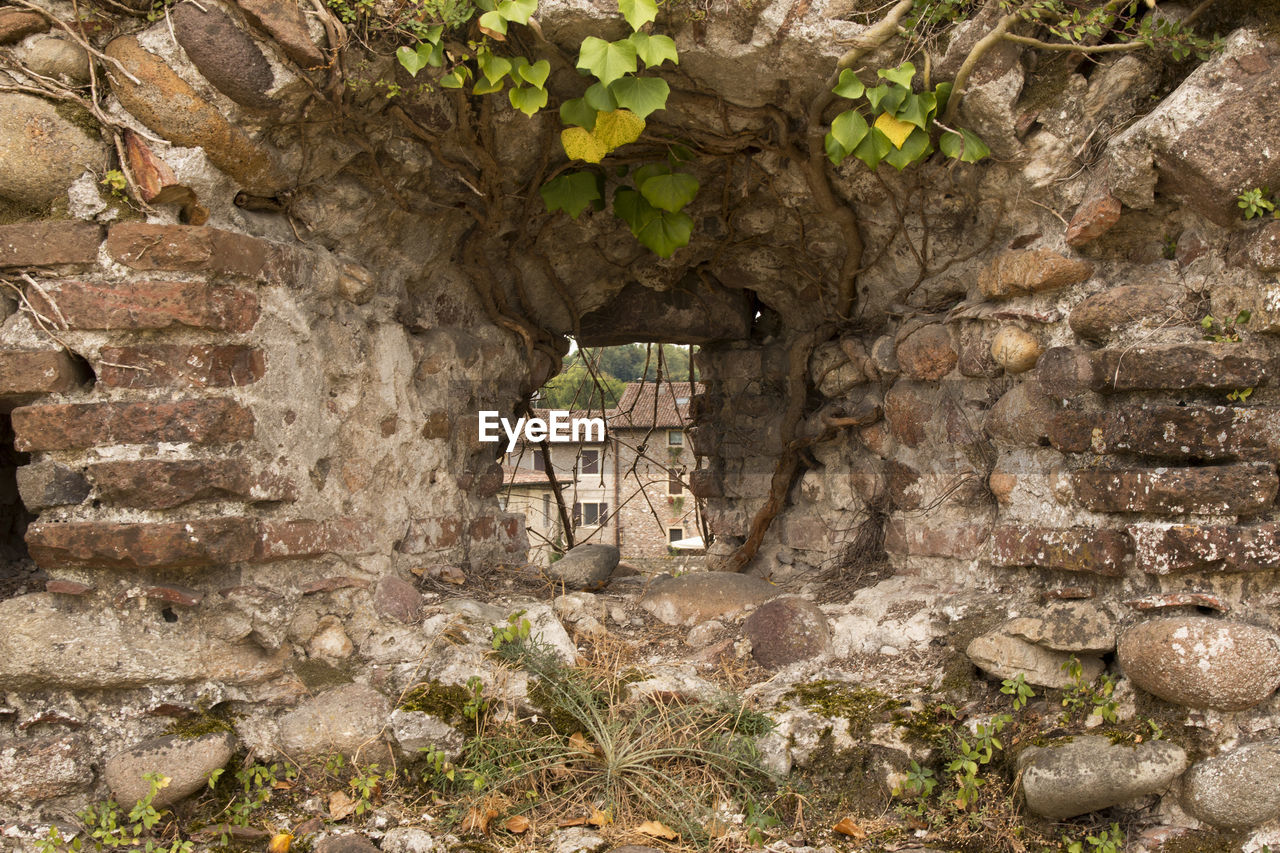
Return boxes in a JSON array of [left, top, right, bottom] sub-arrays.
[[503, 465, 561, 487], [606, 381, 702, 430]]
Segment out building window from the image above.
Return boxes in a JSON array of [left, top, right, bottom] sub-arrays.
[[668, 430, 683, 446], [668, 468, 683, 496], [579, 448, 599, 475], [572, 501, 608, 527], [532, 449, 546, 471], [668, 527, 684, 543]]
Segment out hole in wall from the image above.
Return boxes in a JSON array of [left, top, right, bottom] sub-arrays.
[[0, 413, 37, 603]]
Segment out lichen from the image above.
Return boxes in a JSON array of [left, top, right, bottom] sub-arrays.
[[784, 680, 904, 739]]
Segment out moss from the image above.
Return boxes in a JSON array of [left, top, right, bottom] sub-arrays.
[[293, 659, 355, 691], [527, 677, 584, 735], [399, 680, 473, 726], [52, 101, 102, 140], [1155, 828, 1248, 853], [891, 703, 957, 749], [793, 730, 909, 816], [783, 680, 904, 739], [163, 711, 237, 739]]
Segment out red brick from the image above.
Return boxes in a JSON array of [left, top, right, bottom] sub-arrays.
[[1069, 463, 1277, 515], [1049, 405, 1280, 460], [25, 280, 258, 331], [253, 518, 373, 562], [990, 525, 1130, 576], [87, 459, 294, 509], [398, 517, 461, 551], [26, 517, 257, 570], [45, 579, 94, 595], [0, 222, 101, 267], [468, 516, 495, 539], [1129, 523, 1280, 574], [883, 516, 991, 558], [145, 585, 204, 607], [0, 350, 89, 399], [12, 399, 254, 451], [1065, 191, 1122, 247], [98, 345, 265, 389], [104, 223, 292, 282]]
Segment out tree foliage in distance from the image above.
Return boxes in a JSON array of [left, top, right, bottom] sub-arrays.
[[538, 362, 625, 410]]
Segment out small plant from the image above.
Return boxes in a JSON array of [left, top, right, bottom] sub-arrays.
[[1000, 673, 1035, 710], [40, 773, 194, 853], [350, 764, 393, 815], [1064, 822, 1125, 853], [1060, 657, 1118, 725], [100, 170, 128, 198], [491, 610, 532, 650], [1201, 309, 1251, 343], [1238, 187, 1279, 220], [462, 675, 488, 721]]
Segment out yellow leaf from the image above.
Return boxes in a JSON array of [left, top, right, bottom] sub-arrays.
[[587, 807, 612, 827], [561, 127, 608, 163], [461, 805, 499, 835], [504, 815, 530, 834], [592, 109, 645, 151], [568, 731, 591, 754], [636, 820, 678, 840], [328, 791, 356, 821], [268, 832, 294, 853], [874, 112, 914, 149], [832, 817, 866, 839]]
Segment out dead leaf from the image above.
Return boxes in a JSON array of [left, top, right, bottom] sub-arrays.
[[636, 820, 678, 840], [461, 805, 499, 835], [272, 780, 295, 790], [833, 817, 866, 839], [268, 832, 293, 853], [587, 808, 612, 828], [557, 816, 588, 828], [328, 791, 356, 821], [293, 817, 324, 837], [568, 732, 591, 753], [504, 815, 530, 834]]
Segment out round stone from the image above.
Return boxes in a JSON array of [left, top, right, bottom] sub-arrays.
[[1180, 741, 1280, 828], [743, 596, 830, 668], [104, 731, 235, 808], [0, 94, 107, 208], [990, 326, 1042, 373]]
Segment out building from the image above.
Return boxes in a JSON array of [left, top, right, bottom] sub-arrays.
[[502, 381, 704, 567]]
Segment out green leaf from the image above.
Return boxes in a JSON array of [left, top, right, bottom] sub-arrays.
[[829, 109, 868, 151], [560, 97, 598, 130], [633, 162, 669, 185], [473, 76, 505, 95], [541, 171, 603, 219], [934, 81, 952, 114], [824, 130, 851, 165], [584, 80, 618, 112], [895, 92, 933, 130], [629, 32, 678, 67], [477, 9, 507, 37], [478, 50, 512, 84], [608, 75, 669, 118], [497, 0, 537, 23], [882, 126, 931, 170], [518, 58, 550, 88], [509, 84, 548, 116], [440, 68, 469, 88], [421, 24, 444, 44], [619, 0, 659, 30], [939, 128, 990, 163], [635, 209, 693, 257], [577, 36, 637, 86], [852, 127, 892, 169], [877, 61, 916, 88], [638, 170, 698, 211], [832, 68, 865, 99], [396, 44, 429, 76], [614, 186, 658, 233]]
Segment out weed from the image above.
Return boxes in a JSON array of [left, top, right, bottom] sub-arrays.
[[38, 773, 193, 853], [1000, 673, 1035, 710], [1238, 187, 1279, 219], [1060, 657, 1118, 725]]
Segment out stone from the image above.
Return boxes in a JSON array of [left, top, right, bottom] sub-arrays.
[[895, 323, 956, 381], [104, 36, 286, 192], [171, 2, 276, 109], [1019, 735, 1187, 819], [98, 345, 265, 388], [104, 732, 235, 808], [883, 516, 991, 558], [374, 575, 422, 624], [1128, 523, 1280, 574], [253, 518, 374, 561], [0, 593, 284, 689], [314, 837, 380, 853], [308, 620, 352, 659], [1037, 346, 1097, 400], [17, 34, 91, 84], [990, 526, 1130, 576], [883, 381, 934, 448], [0, 350, 89, 398], [1125, 592, 1229, 614], [810, 341, 867, 397], [639, 572, 778, 626], [1180, 741, 1280, 828], [957, 322, 1003, 377], [0, 221, 101, 267], [380, 827, 439, 853], [105, 223, 291, 282], [983, 382, 1054, 447], [977, 249, 1093, 299], [278, 684, 390, 759], [1049, 405, 1280, 460], [12, 399, 255, 451], [1066, 463, 1277, 516], [232, 0, 326, 68], [0, 94, 108, 208], [0, 735, 93, 802], [1119, 617, 1280, 710], [989, 326, 1041, 374], [1004, 602, 1117, 654], [25, 279, 259, 331], [547, 543, 619, 590], [1068, 284, 1186, 341], [576, 276, 754, 346], [16, 461, 90, 510], [388, 709, 464, 759], [87, 459, 293, 510], [1238, 220, 1280, 271], [0, 9, 48, 44], [966, 629, 1104, 689], [742, 596, 830, 669], [26, 517, 258, 570], [1092, 344, 1271, 392], [1065, 190, 1122, 246]]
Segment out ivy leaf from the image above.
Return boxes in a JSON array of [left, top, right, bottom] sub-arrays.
[[497, 0, 537, 24], [509, 84, 548, 116], [638, 170, 698, 212], [882, 126, 931, 170], [562, 127, 608, 163], [592, 109, 645, 150], [439, 68, 469, 88], [824, 131, 851, 165], [608, 75, 669, 118], [895, 92, 933, 130], [541, 171, 603, 219], [577, 36, 638, 87], [632, 163, 668, 185], [619, 0, 659, 31], [396, 45, 430, 77], [614, 187, 658, 233], [477, 9, 507, 38], [473, 76, 505, 95], [939, 128, 991, 163], [560, 97, 598, 130], [852, 127, 892, 170], [635, 209, 693, 257], [832, 68, 865, 100], [584, 80, 618, 112], [629, 32, 678, 67], [873, 112, 915, 149], [934, 81, 953, 115], [877, 61, 916, 88], [829, 109, 868, 152], [478, 51, 512, 84], [518, 58, 550, 88]]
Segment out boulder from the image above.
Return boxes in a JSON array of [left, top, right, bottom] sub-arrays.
[[0, 94, 107, 208], [104, 731, 235, 808], [977, 249, 1093, 300], [15, 35, 91, 84], [1020, 735, 1187, 819], [1180, 741, 1280, 828], [547, 543, 618, 590], [388, 709, 464, 760], [1118, 617, 1280, 710], [966, 629, 1104, 689], [983, 382, 1055, 447], [381, 827, 439, 853], [315, 837, 380, 853], [639, 572, 778, 626], [278, 684, 390, 759], [895, 323, 956, 381], [989, 326, 1041, 374], [171, 2, 276, 109], [743, 596, 830, 669], [232, 0, 326, 68], [374, 575, 422, 624]]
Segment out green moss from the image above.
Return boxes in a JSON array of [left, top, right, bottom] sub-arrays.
[[1154, 828, 1248, 853], [783, 680, 904, 739], [52, 101, 102, 140], [891, 703, 956, 749], [399, 681, 473, 725], [163, 712, 236, 739], [793, 730, 909, 815], [293, 659, 355, 691], [527, 677, 585, 735]]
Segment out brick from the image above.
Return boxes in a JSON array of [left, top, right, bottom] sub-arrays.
[[25, 280, 258, 331], [1068, 284, 1185, 342], [1124, 592, 1230, 613], [16, 461, 90, 510], [98, 345, 265, 389], [12, 399, 254, 451], [26, 518, 257, 570], [1093, 344, 1270, 392], [398, 517, 461, 552], [87, 459, 293, 510], [1129, 523, 1280, 574], [0, 350, 89, 399], [104, 223, 292, 282], [253, 518, 373, 562], [0, 222, 101, 267], [883, 516, 991, 558], [1049, 406, 1280, 460], [144, 585, 204, 607], [45, 580, 94, 595], [1065, 190, 1122, 247], [990, 526, 1130, 576], [1069, 463, 1277, 515]]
